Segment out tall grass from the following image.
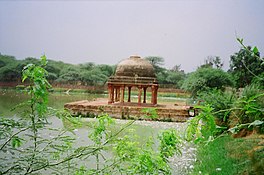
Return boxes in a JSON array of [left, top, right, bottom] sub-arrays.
[[191, 134, 263, 175]]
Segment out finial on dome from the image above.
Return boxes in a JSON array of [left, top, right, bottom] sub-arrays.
[[129, 55, 141, 59]]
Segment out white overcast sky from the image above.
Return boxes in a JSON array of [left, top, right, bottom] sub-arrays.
[[0, 0, 263, 72]]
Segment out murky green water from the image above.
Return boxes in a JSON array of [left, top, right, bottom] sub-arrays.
[[0, 89, 175, 144], [0, 89, 192, 174], [0, 89, 105, 116]]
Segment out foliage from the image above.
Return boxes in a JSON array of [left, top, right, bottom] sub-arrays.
[[231, 84, 264, 132], [197, 89, 237, 126], [229, 39, 264, 88], [0, 54, 114, 86], [0, 55, 75, 174], [74, 114, 182, 175], [199, 56, 223, 69], [145, 56, 164, 68], [0, 57, 21, 81], [158, 129, 182, 160], [252, 72, 264, 89], [191, 135, 247, 175], [164, 70, 185, 88], [181, 67, 234, 97], [185, 105, 219, 143], [142, 108, 159, 119], [155, 64, 186, 88], [0, 53, 188, 88]]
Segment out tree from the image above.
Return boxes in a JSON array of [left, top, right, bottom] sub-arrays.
[[166, 71, 185, 88], [97, 64, 114, 77], [171, 64, 182, 72], [0, 54, 16, 68], [0, 64, 21, 81], [80, 68, 108, 85], [144, 56, 165, 74], [200, 56, 223, 69], [79, 62, 95, 71], [56, 66, 81, 83], [229, 46, 264, 88], [181, 67, 234, 97]]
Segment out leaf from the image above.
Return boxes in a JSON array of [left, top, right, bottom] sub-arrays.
[[11, 136, 23, 148], [248, 120, 264, 128], [22, 75, 27, 82], [236, 37, 243, 44], [252, 46, 259, 54], [228, 126, 239, 134], [40, 55, 48, 66], [23, 63, 34, 71]]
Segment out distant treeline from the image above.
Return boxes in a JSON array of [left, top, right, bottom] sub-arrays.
[[1, 44, 264, 93], [0, 54, 186, 88]]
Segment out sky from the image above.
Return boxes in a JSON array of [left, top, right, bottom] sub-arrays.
[[0, 0, 264, 72]]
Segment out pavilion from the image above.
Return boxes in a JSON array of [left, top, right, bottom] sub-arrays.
[[107, 56, 159, 106]]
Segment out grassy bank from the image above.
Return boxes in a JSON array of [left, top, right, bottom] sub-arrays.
[[191, 134, 264, 175]]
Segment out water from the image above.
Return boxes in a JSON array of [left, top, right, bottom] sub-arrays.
[[0, 89, 195, 174]]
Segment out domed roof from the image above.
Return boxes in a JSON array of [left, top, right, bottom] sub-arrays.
[[115, 56, 155, 77]]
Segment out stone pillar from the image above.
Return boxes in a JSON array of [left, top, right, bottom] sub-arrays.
[[153, 85, 158, 105], [151, 85, 158, 105], [120, 85, 125, 103], [117, 87, 120, 102], [111, 86, 115, 103], [115, 87, 118, 102], [128, 86, 132, 102], [108, 84, 114, 104], [143, 87, 147, 103], [151, 85, 155, 105], [138, 86, 142, 105], [108, 84, 111, 104]]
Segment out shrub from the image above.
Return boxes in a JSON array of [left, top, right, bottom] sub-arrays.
[[197, 89, 237, 126], [181, 67, 234, 97], [233, 84, 264, 133]]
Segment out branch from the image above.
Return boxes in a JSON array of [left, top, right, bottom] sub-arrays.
[[26, 120, 136, 174], [0, 127, 29, 150]]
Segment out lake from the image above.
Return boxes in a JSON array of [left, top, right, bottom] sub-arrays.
[[0, 89, 195, 174]]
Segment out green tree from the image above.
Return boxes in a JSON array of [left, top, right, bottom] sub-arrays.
[[165, 70, 185, 88], [0, 54, 22, 81], [229, 46, 264, 88], [181, 67, 234, 97], [145, 56, 165, 74], [79, 62, 95, 71], [97, 64, 114, 77], [57, 66, 81, 83], [0, 64, 20, 81], [200, 56, 223, 69], [80, 68, 108, 85], [0, 54, 16, 68]]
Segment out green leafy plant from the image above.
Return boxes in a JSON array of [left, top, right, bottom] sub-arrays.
[[158, 129, 182, 160], [185, 105, 219, 143], [197, 89, 236, 126], [181, 67, 234, 97], [142, 108, 159, 119]]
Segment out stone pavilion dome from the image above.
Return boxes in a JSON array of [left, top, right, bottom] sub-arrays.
[[115, 56, 156, 78], [107, 55, 159, 105]]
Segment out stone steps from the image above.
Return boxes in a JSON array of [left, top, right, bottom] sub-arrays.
[[64, 100, 196, 122]]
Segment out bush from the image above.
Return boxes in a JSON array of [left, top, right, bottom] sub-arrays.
[[233, 84, 264, 132], [198, 89, 236, 126], [181, 67, 234, 97]]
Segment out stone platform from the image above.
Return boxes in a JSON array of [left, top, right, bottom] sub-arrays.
[[64, 98, 195, 122]]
